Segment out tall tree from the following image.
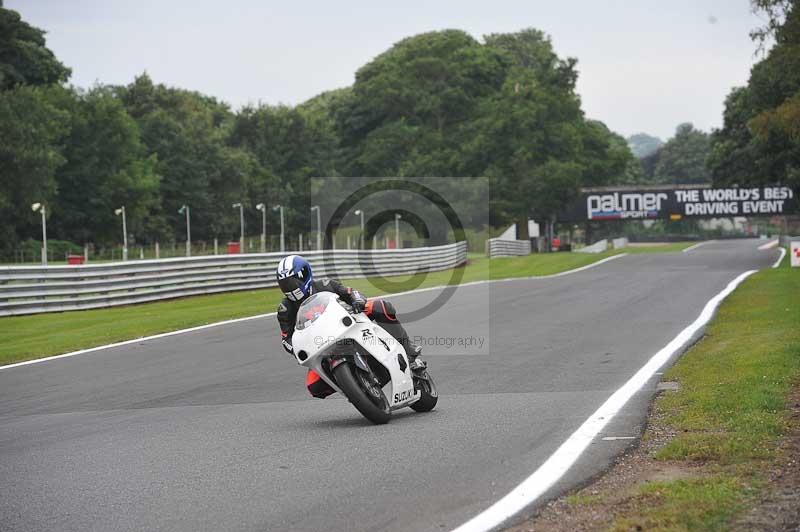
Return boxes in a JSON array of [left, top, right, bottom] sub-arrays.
[[50, 86, 160, 245], [0, 4, 70, 90], [338, 30, 507, 177], [709, 1, 800, 191], [654, 123, 712, 184], [473, 30, 615, 234], [116, 74, 255, 242], [0, 86, 69, 255]]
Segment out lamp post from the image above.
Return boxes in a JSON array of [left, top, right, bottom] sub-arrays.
[[232, 202, 244, 251], [354, 209, 365, 250], [31, 202, 47, 266], [178, 204, 190, 257], [114, 206, 128, 261], [272, 205, 285, 252], [394, 213, 402, 249], [310, 205, 321, 250], [256, 203, 266, 252]]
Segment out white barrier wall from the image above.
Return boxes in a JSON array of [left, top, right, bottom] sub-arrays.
[[486, 238, 531, 258], [612, 237, 629, 250], [576, 239, 609, 254], [0, 242, 467, 316]]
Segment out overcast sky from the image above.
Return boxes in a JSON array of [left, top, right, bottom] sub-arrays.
[[10, 0, 767, 140]]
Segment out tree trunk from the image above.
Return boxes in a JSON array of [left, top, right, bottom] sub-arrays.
[[516, 216, 530, 240]]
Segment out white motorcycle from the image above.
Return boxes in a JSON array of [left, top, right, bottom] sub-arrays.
[[291, 291, 437, 424]]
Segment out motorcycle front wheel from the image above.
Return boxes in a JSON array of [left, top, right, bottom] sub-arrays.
[[334, 362, 391, 425], [410, 370, 438, 412]]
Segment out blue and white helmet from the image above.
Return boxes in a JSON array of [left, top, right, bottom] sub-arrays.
[[276, 255, 313, 301]]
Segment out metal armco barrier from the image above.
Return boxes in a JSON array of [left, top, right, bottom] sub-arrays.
[[0, 242, 467, 317], [486, 238, 531, 258]]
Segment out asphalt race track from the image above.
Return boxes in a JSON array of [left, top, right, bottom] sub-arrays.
[[0, 240, 779, 532]]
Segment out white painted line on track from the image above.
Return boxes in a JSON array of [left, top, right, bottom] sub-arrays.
[[450, 269, 757, 532], [601, 436, 636, 441], [682, 241, 712, 253], [0, 253, 628, 371], [758, 239, 779, 250], [772, 247, 786, 269], [0, 313, 276, 371], [384, 253, 627, 299]]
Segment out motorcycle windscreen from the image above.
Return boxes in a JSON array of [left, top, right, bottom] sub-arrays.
[[295, 292, 336, 330]]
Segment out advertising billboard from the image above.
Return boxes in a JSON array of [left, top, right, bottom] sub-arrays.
[[559, 185, 798, 222]]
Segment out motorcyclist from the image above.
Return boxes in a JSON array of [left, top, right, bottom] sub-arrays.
[[275, 254, 426, 398]]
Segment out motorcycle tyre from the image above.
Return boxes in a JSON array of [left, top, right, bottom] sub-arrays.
[[334, 362, 392, 425], [410, 370, 438, 413]]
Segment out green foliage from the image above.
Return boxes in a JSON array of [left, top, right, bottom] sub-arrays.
[[0, 5, 71, 89], [339, 30, 506, 177], [1, 9, 640, 258], [709, 1, 800, 191], [50, 86, 160, 244], [0, 85, 69, 256], [653, 123, 712, 184], [116, 73, 263, 242]]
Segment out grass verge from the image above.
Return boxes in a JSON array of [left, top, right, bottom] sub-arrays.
[[610, 254, 799, 529], [0, 243, 690, 366], [527, 249, 799, 531]]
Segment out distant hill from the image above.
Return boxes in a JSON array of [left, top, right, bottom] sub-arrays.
[[627, 133, 664, 158]]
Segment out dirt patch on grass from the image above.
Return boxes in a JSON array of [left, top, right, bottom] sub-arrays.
[[508, 385, 800, 532]]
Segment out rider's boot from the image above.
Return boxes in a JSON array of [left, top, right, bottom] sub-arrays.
[[408, 344, 427, 374]]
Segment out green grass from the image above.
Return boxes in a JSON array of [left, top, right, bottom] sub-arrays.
[[612, 477, 751, 532], [608, 251, 800, 529], [0, 242, 695, 366]]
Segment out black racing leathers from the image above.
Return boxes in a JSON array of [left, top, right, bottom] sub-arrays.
[[277, 278, 415, 356]]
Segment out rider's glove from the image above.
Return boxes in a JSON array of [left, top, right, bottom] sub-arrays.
[[351, 290, 367, 313]]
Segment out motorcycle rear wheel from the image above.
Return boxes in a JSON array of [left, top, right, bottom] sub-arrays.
[[334, 362, 391, 425]]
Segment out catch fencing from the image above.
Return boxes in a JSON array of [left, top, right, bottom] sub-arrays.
[[486, 238, 531, 258], [0, 242, 467, 317]]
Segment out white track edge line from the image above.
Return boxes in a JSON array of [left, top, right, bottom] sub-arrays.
[[0, 253, 627, 372], [758, 239, 779, 251], [682, 240, 712, 253], [385, 253, 627, 298], [450, 269, 757, 532], [0, 313, 275, 371], [772, 247, 786, 268]]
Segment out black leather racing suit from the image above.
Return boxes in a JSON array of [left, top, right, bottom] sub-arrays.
[[277, 277, 416, 359]]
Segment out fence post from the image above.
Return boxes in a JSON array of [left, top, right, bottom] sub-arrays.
[[213, 238, 218, 255], [155, 242, 160, 259], [84, 244, 89, 263], [299, 234, 303, 252]]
